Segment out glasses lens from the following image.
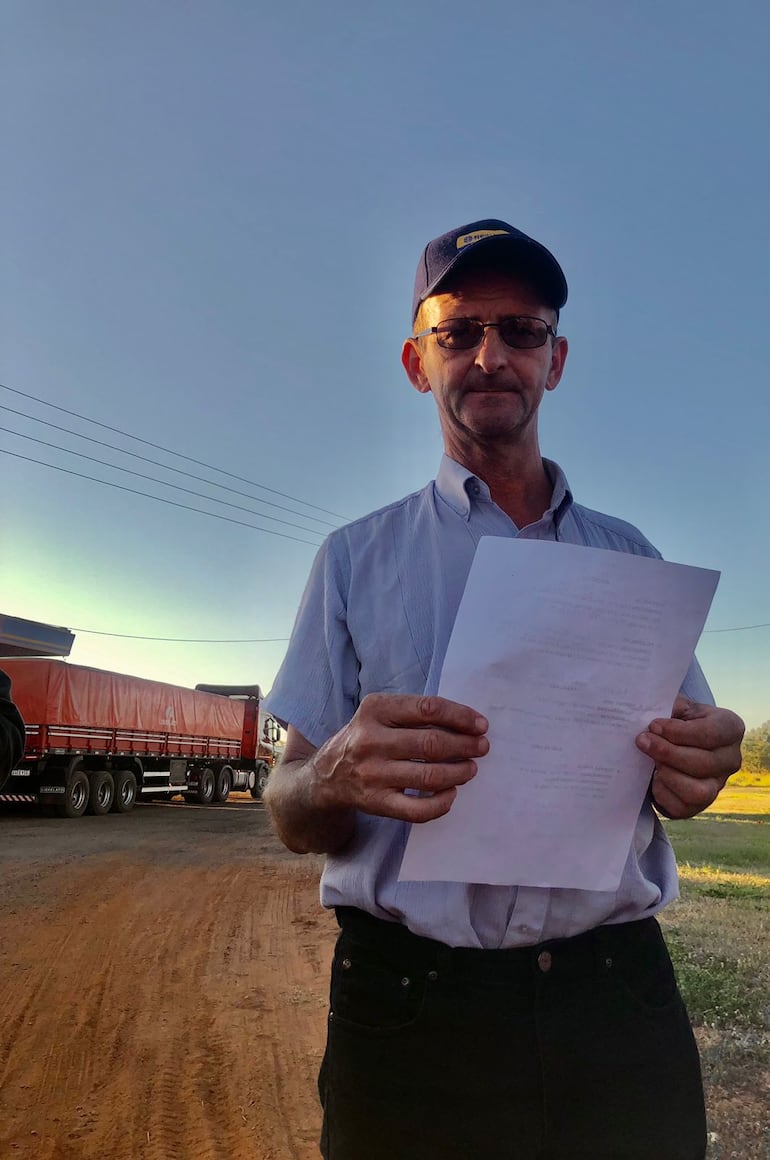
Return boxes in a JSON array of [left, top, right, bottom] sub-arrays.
[[499, 317, 548, 349], [435, 319, 485, 349]]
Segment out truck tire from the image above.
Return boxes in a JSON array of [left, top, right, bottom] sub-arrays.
[[86, 771, 115, 816], [196, 766, 215, 805], [214, 766, 232, 803], [56, 769, 90, 819], [251, 763, 270, 800], [112, 770, 137, 813]]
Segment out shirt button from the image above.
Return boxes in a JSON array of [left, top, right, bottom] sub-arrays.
[[537, 950, 552, 973]]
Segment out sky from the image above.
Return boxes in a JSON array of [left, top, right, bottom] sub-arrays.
[[1, 0, 769, 729]]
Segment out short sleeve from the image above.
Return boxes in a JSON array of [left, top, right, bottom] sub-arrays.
[[264, 535, 360, 748]]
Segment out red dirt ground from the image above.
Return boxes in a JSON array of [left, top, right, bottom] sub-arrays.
[[0, 797, 336, 1160]]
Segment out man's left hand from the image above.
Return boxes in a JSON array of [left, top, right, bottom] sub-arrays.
[[636, 696, 745, 819]]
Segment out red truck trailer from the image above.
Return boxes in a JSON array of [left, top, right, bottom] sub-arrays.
[[0, 659, 281, 818]]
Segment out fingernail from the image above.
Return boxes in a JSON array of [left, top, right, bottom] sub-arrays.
[[475, 715, 488, 731], [637, 733, 651, 753]]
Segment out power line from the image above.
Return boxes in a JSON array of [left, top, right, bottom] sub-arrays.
[[72, 621, 770, 644], [0, 381, 351, 522], [73, 628, 291, 642], [1, 425, 328, 538], [0, 447, 323, 547], [0, 402, 341, 530], [703, 622, 770, 634]]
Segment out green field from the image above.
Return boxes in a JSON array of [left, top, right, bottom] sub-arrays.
[[661, 786, 770, 1157]]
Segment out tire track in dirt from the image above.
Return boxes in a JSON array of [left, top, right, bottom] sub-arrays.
[[0, 818, 335, 1160]]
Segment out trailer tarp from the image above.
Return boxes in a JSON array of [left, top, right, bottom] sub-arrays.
[[3, 660, 245, 740]]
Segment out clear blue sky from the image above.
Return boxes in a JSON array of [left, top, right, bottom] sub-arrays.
[[2, 1, 768, 729]]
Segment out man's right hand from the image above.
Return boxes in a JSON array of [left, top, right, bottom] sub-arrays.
[[307, 693, 489, 823], [263, 694, 489, 854]]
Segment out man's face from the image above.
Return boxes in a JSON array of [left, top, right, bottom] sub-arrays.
[[401, 271, 568, 461]]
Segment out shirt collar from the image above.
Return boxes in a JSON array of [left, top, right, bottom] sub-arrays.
[[435, 453, 574, 525]]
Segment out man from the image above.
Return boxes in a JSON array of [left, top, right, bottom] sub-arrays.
[[0, 667, 25, 792], [263, 219, 744, 1160]]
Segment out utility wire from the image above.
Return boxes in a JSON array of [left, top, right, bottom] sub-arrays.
[[0, 447, 323, 547], [0, 403, 340, 530], [1, 425, 327, 538], [0, 381, 350, 521], [70, 621, 770, 644], [703, 622, 770, 634], [73, 628, 291, 642]]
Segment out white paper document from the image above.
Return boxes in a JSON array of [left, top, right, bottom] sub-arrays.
[[399, 538, 719, 892]]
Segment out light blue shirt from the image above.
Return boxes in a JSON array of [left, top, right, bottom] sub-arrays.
[[265, 456, 713, 949]]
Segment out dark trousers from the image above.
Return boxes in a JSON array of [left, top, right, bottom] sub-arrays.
[[318, 908, 706, 1160]]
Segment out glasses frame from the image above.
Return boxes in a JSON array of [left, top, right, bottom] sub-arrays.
[[414, 314, 557, 351]]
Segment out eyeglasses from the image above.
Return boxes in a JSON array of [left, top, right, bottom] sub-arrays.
[[414, 315, 556, 351]]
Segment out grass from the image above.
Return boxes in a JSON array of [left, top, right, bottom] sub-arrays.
[[660, 785, 770, 1157], [729, 770, 770, 789]]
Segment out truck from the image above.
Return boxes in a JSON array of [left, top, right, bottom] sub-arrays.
[[0, 658, 281, 818]]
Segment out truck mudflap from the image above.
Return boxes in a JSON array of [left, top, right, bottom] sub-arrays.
[[0, 768, 40, 803]]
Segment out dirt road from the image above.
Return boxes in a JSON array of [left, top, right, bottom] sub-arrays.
[[4, 799, 763, 1159], [0, 798, 336, 1160]]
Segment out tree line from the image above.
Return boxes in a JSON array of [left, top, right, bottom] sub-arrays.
[[739, 721, 770, 776]]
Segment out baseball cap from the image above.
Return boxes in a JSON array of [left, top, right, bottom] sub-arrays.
[[412, 218, 568, 322]]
